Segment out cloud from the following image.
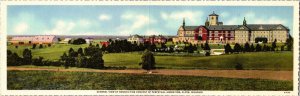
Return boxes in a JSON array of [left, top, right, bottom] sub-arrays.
[[161, 10, 203, 25], [43, 20, 75, 35], [225, 17, 242, 25], [253, 17, 287, 24], [224, 12, 287, 26], [145, 30, 164, 35], [117, 12, 157, 35], [160, 10, 203, 30], [98, 14, 111, 21], [220, 12, 230, 18], [13, 22, 29, 34], [245, 11, 255, 18]]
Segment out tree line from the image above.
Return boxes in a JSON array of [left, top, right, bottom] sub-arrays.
[[224, 39, 293, 54], [7, 44, 104, 69]]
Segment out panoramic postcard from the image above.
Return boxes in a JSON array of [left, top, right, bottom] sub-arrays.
[[1, 1, 299, 95]]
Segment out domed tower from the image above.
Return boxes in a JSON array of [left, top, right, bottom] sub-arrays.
[[209, 11, 219, 26]]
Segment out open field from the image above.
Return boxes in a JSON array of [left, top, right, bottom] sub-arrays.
[[104, 52, 293, 70], [7, 44, 293, 70], [7, 70, 293, 90], [8, 67, 293, 81], [8, 44, 90, 61]]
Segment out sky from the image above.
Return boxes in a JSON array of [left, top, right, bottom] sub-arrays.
[[7, 5, 294, 36]]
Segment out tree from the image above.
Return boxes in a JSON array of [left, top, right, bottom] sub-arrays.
[[32, 44, 37, 49], [286, 34, 293, 51], [101, 45, 107, 52], [250, 44, 255, 52], [281, 45, 285, 51], [85, 46, 104, 69], [271, 39, 277, 51], [72, 38, 86, 45], [32, 56, 44, 66], [243, 42, 250, 52], [22, 48, 32, 65], [77, 48, 84, 56], [262, 44, 267, 51], [139, 49, 155, 73], [7, 50, 22, 66], [224, 43, 232, 54], [39, 44, 43, 49], [203, 42, 211, 56], [187, 43, 194, 53], [255, 44, 262, 52], [60, 52, 69, 69], [57, 38, 62, 42], [233, 43, 242, 53]]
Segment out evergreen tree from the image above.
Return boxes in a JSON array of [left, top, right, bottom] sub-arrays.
[[77, 48, 84, 56], [22, 48, 32, 65], [32, 44, 37, 49], [281, 45, 285, 51], [101, 45, 107, 51], [139, 49, 156, 72], [271, 39, 277, 51], [250, 44, 255, 52], [255, 44, 262, 52], [286, 35, 293, 51], [203, 42, 211, 56], [262, 44, 267, 51], [224, 43, 232, 54], [7, 50, 22, 66], [244, 42, 250, 52], [39, 44, 43, 49], [233, 43, 241, 53], [187, 43, 194, 53]]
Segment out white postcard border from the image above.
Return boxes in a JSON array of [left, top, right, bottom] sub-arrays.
[[0, 1, 299, 95]]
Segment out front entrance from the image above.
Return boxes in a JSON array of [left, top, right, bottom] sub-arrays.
[[255, 37, 268, 43]]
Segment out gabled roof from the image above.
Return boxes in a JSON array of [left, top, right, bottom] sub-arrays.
[[183, 26, 199, 31], [235, 25, 250, 30], [207, 25, 238, 30], [246, 24, 289, 31]]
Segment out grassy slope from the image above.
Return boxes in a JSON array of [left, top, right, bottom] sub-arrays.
[[8, 44, 90, 61], [8, 44, 293, 70], [7, 70, 293, 90]]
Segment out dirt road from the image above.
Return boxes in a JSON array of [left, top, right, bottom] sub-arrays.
[[7, 67, 293, 81]]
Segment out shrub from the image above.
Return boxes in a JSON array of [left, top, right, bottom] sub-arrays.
[[32, 44, 37, 49], [235, 63, 243, 70], [72, 38, 86, 45], [39, 44, 43, 49]]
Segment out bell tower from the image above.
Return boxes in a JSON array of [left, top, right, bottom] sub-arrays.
[[209, 11, 219, 26]]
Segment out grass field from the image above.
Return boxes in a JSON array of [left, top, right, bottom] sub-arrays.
[[7, 70, 293, 90], [8, 44, 90, 60], [7, 44, 293, 70], [104, 52, 293, 70]]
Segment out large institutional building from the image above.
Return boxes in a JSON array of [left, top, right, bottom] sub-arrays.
[[173, 12, 290, 44]]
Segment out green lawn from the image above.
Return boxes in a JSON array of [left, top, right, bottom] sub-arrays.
[[8, 44, 293, 70], [8, 44, 90, 60], [104, 52, 292, 70], [7, 70, 293, 90]]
